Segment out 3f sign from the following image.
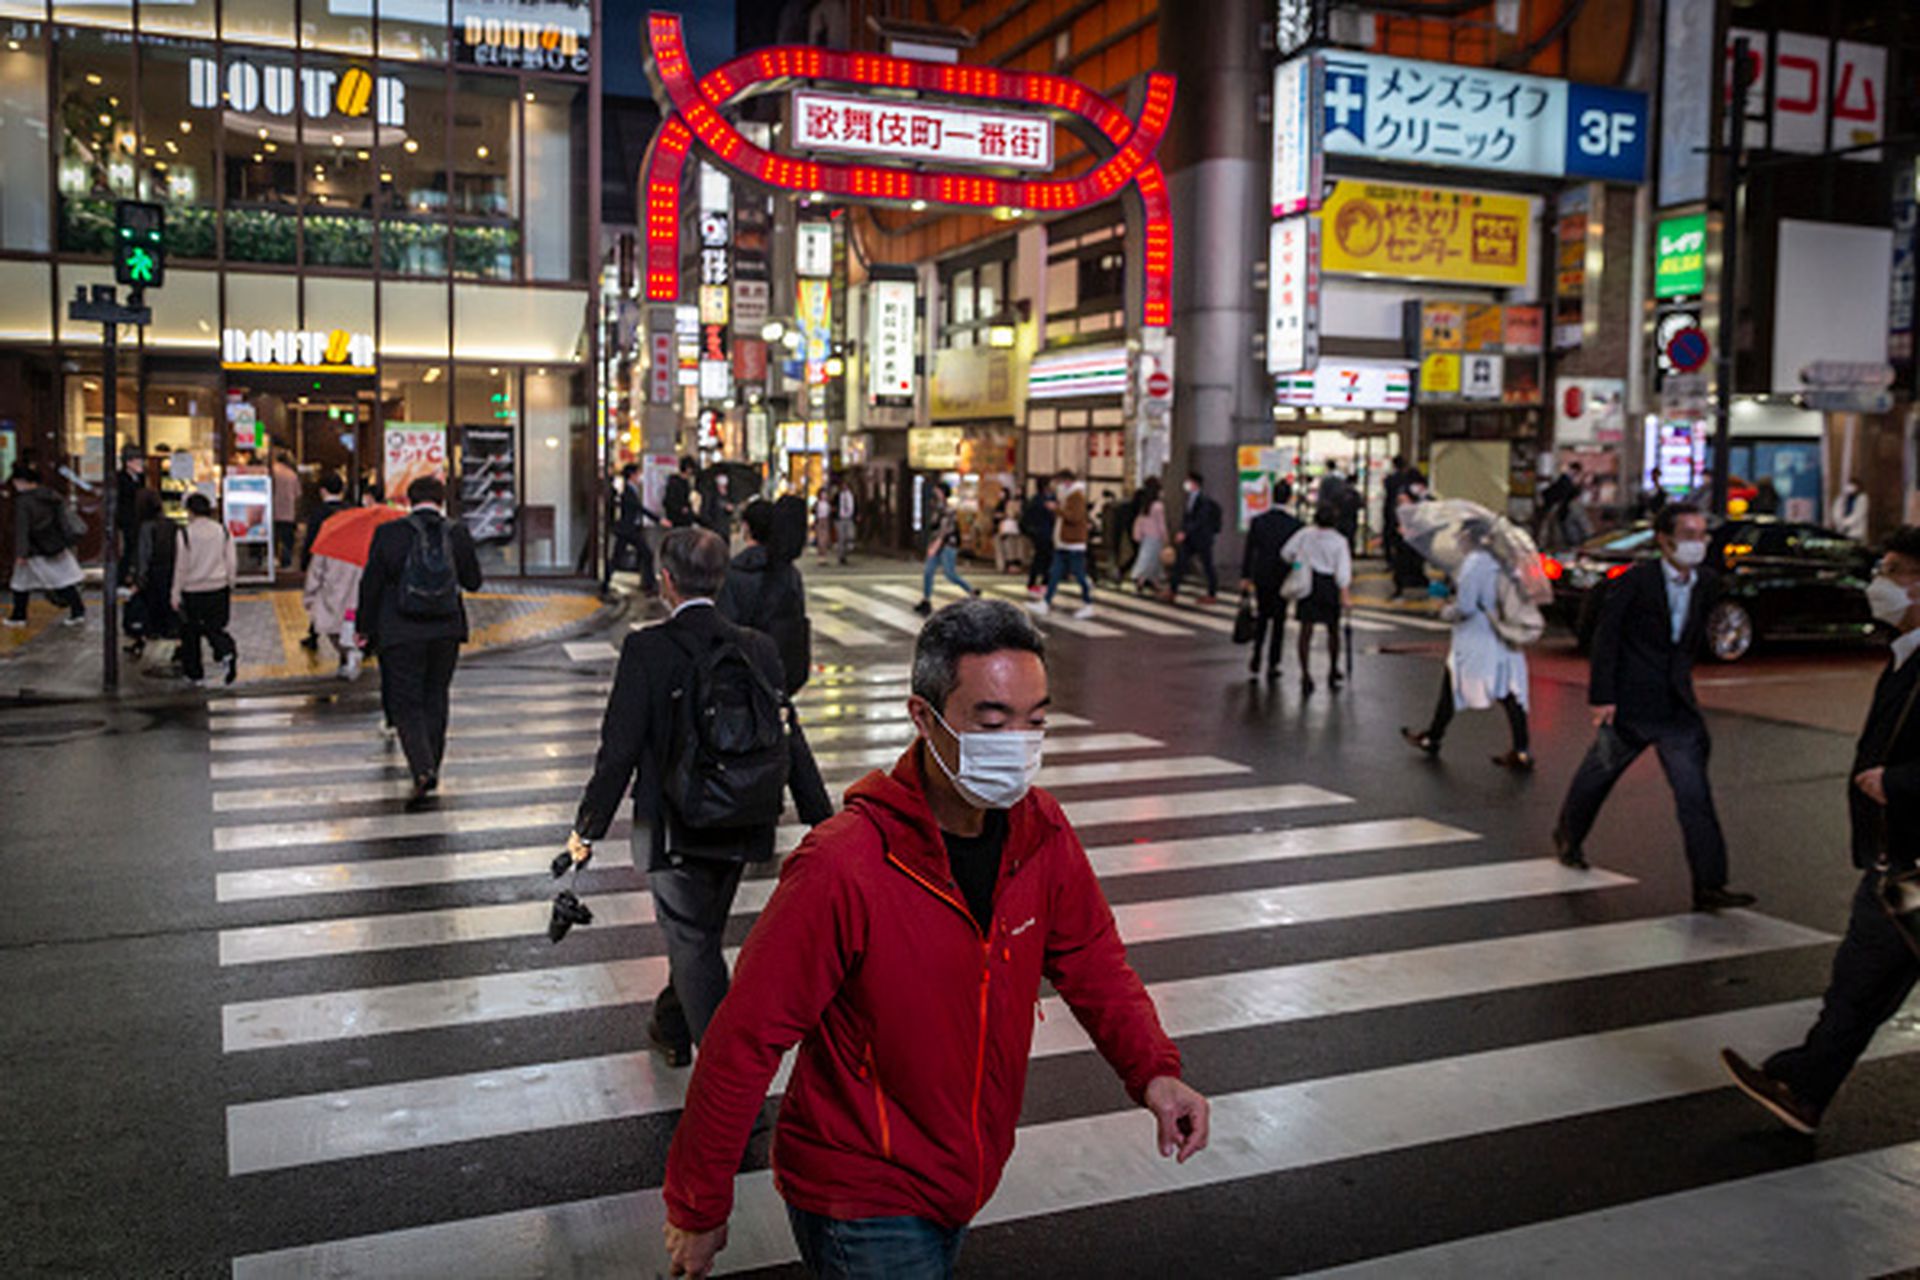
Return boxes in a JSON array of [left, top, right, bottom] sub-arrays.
[[1578, 109, 1638, 157]]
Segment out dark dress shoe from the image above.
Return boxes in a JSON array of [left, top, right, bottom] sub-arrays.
[[1328, 668, 1344, 690], [405, 773, 438, 812], [1552, 829, 1589, 870], [1720, 1049, 1820, 1134], [1401, 727, 1440, 757], [648, 1020, 692, 1068], [1694, 886, 1758, 912], [1491, 750, 1535, 772]]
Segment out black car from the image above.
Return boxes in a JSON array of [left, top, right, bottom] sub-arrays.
[[1544, 517, 1879, 662]]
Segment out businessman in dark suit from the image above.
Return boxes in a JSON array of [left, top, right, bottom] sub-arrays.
[[1722, 527, 1920, 1132], [1166, 470, 1223, 603], [663, 455, 698, 528], [1239, 479, 1304, 681], [357, 475, 483, 806], [601, 462, 659, 596], [1553, 503, 1756, 911], [570, 527, 832, 1064]]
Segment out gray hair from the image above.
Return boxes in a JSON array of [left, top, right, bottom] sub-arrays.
[[660, 527, 728, 598], [911, 598, 1047, 713]]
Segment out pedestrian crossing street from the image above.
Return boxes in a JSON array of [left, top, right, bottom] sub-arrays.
[[203, 658, 1920, 1278], [780, 570, 1449, 653]]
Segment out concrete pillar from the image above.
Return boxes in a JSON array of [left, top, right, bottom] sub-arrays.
[[1160, 0, 1269, 564]]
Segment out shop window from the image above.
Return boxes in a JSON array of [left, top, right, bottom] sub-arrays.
[[453, 283, 583, 364], [220, 52, 300, 262], [143, 375, 218, 504], [0, 260, 51, 342], [301, 57, 380, 266], [145, 267, 217, 349], [303, 0, 373, 55], [0, 0, 46, 18], [1076, 250, 1124, 308], [135, 42, 218, 257], [380, 65, 448, 273], [977, 261, 1002, 320], [54, 25, 136, 255], [52, 0, 125, 29], [450, 72, 518, 279], [524, 79, 583, 281], [951, 269, 975, 325], [452, 361, 517, 571], [136, 0, 212, 38], [522, 365, 584, 573], [379, 278, 449, 357], [381, 0, 449, 61], [62, 369, 138, 476], [222, 0, 294, 49], [0, 27, 50, 250]]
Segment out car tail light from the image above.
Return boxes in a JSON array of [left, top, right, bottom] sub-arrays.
[[1605, 563, 1632, 580], [1541, 555, 1564, 581]]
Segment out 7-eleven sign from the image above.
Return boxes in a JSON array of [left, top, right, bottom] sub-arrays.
[[1275, 362, 1411, 410]]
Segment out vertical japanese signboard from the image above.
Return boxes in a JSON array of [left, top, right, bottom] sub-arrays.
[[1266, 217, 1319, 374], [796, 222, 833, 278], [868, 278, 916, 400], [1271, 56, 1320, 216], [1655, 213, 1706, 299], [1890, 160, 1915, 368]]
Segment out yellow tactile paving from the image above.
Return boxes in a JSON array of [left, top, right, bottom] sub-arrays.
[[467, 593, 604, 648]]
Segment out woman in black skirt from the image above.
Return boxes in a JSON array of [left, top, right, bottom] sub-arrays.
[[1281, 503, 1354, 694]]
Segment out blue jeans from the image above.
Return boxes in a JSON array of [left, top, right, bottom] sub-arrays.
[[787, 1205, 968, 1279], [922, 545, 975, 599], [1045, 547, 1091, 604]]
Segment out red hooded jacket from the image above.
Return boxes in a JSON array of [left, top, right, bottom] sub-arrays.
[[663, 746, 1183, 1232]]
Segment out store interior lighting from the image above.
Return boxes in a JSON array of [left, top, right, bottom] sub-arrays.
[[987, 325, 1016, 348]]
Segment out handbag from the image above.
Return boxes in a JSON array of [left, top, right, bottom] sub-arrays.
[[1231, 592, 1258, 644], [1280, 561, 1311, 602]]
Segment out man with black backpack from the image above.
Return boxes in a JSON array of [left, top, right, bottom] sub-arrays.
[[357, 475, 483, 808], [570, 527, 832, 1066]]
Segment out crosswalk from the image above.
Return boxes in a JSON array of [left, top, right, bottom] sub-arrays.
[[783, 570, 1432, 651], [203, 649, 1920, 1278]]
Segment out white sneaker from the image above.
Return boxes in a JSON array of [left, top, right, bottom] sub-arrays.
[[1072, 605, 1095, 620], [62, 614, 87, 628], [2, 618, 24, 629], [341, 651, 363, 681], [1027, 599, 1050, 615]]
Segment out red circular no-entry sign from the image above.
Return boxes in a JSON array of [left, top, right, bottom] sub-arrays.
[[1147, 371, 1171, 400]]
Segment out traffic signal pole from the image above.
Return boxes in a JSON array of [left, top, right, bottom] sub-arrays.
[[67, 284, 151, 693]]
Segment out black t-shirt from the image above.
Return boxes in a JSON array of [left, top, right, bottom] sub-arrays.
[[942, 809, 1007, 933]]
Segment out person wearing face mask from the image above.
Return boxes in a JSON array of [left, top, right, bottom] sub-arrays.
[[1165, 469, 1223, 604], [1720, 527, 1920, 1133], [660, 599, 1208, 1280], [1551, 503, 1757, 912]]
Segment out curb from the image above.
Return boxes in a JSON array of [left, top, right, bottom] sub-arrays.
[[0, 591, 632, 711]]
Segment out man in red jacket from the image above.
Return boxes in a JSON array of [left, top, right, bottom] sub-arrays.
[[663, 598, 1209, 1278]]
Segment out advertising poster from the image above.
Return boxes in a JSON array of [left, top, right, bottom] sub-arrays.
[[797, 277, 833, 386], [1237, 445, 1289, 532], [1420, 302, 1465, 350], [222, 472, 272, 543], [1420, 353, 1462, 396], [459, 425, 516, 543], [1463, 304, 1504, 351], [384, 422, 447, 503], [1320, 181, 1530, 287]]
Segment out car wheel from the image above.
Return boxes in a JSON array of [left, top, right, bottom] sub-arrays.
[[1707, 600, 1755, 662]]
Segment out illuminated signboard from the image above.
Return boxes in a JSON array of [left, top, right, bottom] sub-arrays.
[[639, 13, 1175, 326], [1028, 345, 1128, 400], [791, 89, 1053, 171], [456, 0, 590, 73], [1318, 180, 1531, 287], [188, 57, 405, 127], [1266, 216, 1319, 374], [1655, 213, 1706, 299], [868, 278, 916, 400], [1318, 52, 1648, 183], [1277, 362, 1412, 410], [222, 327, 375, 374]]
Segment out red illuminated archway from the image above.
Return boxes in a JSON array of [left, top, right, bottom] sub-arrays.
[[641, 12, 1175, 327]]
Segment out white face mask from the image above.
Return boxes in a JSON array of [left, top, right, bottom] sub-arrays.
[[926, 706, 1044, 810], [1670, 538, 1707, 568], [1867, 575, 1917, 628]]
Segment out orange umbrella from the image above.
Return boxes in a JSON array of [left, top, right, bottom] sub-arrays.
[[308, 505, 406, 568]]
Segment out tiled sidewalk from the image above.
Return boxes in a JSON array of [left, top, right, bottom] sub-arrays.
[[0, 583, 614, 701]]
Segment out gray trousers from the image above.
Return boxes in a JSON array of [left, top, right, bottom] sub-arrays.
[[641, 834, 747, 1048]]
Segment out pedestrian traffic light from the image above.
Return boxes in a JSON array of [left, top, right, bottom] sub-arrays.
[[114, 200, 165, 289]]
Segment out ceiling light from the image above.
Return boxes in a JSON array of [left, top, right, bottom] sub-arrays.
[[476, 145, 489, 159], [380, 171, 393, 183], [142, 145, 156, 157], [331, 133, 344, 147], [403, 139, 419, 153], [263, 142, 277, 152], [488, 366, 499, 375], [258, 127, 268, 139], [356, 149, 369, 160], [179, 120, 192, 133], [253, 153, 263, 162], [910, 199, 927, 212], [165, 140, 178, 154], [85, 72, 101, 85], [154, 160, 167, 171], [524, 91, 534, 102], [5, 39, 20, 51], [423, 366, 442, 382], [97, 112, 111, 126]]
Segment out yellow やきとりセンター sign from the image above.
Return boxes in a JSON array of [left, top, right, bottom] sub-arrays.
[[1321, 181, 1531, 287]]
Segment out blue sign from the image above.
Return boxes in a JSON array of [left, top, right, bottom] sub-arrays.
[[1317, 53, 1647, 184]]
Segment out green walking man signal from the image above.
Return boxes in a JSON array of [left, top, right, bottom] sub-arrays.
[[113, 200, 166, 289]]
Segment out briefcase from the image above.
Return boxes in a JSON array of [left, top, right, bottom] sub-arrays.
[[1231, 592, 1257, 645]]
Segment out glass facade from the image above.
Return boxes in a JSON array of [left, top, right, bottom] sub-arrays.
[[0, 0, 596, 573]]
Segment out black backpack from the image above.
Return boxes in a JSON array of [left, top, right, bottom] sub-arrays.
[[665, 630, 793, 831], [398, 512, 462, 620]]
